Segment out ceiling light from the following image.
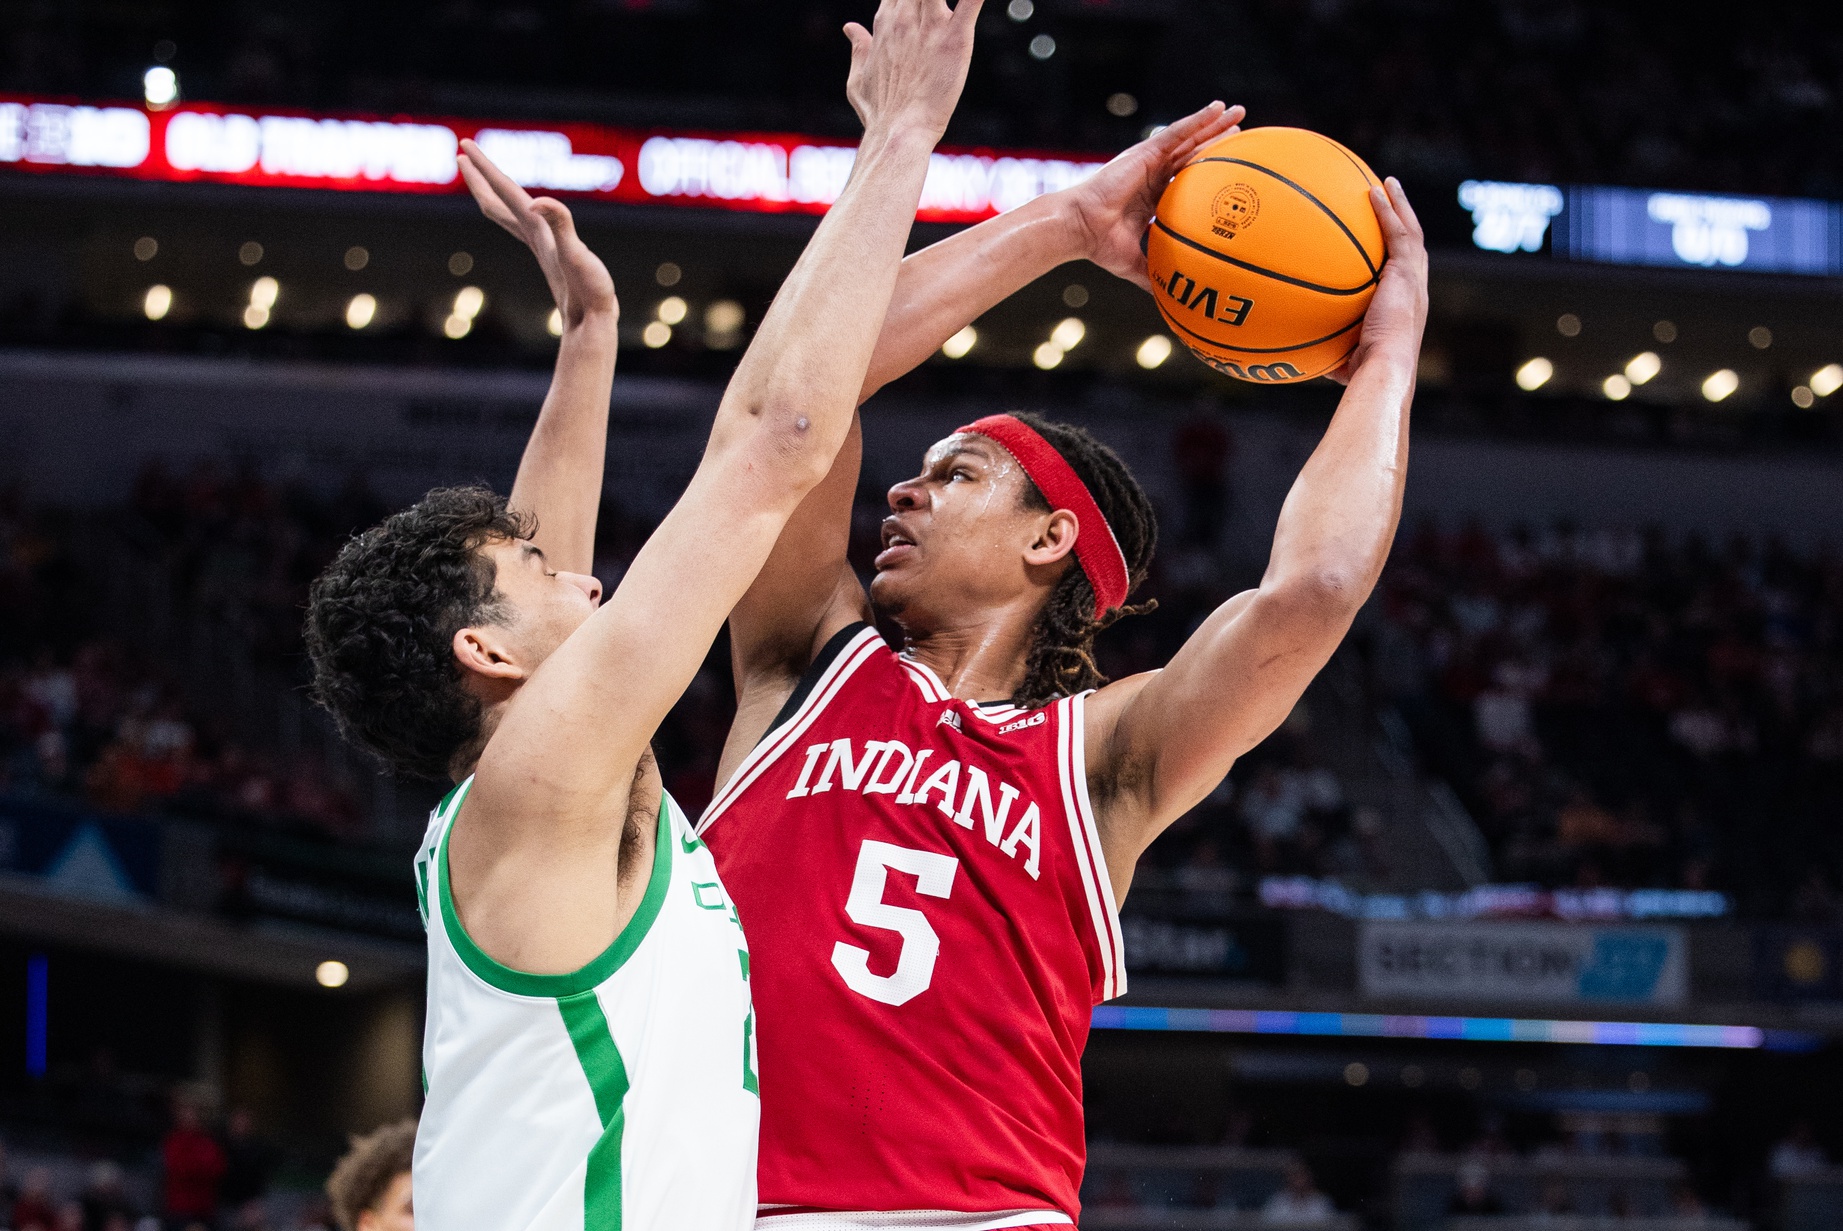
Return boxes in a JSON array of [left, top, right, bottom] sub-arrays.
[[547, 308, 563, 337], [657, 296, 688, 325], [1514, 357, 1553, 391], [1748, 326, 1773, 349], [655, 262, 682, 287], [1791, 386, 1815, 409], [143, 285, 172, 321], [1555, 313, 1580, 337], [705, 300, 745, 334], [1062, 284, 1089, 308], [1007, 0, 1034, 19], [143, 66, 178, 109], [248, 276, 279, 309], [133, 236, 158, 262], [448, 251, 474, 276], [243, 305, 269, 330], [344, 245, 369, 271], [1106, 93, 1138, 118], [1136, 335, 1173, 369], [1050, 317, 1085, 351], [1701, 369, 1739, 403], [1029, 34, 1056, 60], [1624, 352, 1661, 385], [642, 321, 672, 348], [941, 326, 976, 359], [239, 241, 264, 267], [1602, 374, 1631, 401], [345, 293, 376, 330], [452, 286, 485, 320], [1653, 320, 1677, 343], [1810, 364, 1843, 398], [315, 960, 349, 989], [442, 315, 472, 339], [1032, 342, 1064, 370]]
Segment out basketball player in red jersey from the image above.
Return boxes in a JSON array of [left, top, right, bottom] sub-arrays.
[[696, 111, 1428, 1228]]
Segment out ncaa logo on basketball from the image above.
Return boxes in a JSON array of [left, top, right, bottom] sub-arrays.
[[1210, 183, 1259, 239]]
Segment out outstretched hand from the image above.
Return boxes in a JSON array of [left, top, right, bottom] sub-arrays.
[[844, 0, 984, 144], [1065, 101, 1246, 291], [458, 138, 618, 333], [1326, 177, 1427, 385]]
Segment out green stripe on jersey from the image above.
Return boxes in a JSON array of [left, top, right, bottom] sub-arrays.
[[436, 781, 675, 998], [558, 990, 631, 1228]]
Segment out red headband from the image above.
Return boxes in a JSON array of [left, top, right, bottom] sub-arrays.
[[955, 414, 1131, 614]]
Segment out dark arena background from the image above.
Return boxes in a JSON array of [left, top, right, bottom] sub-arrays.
[[3, 1, 1843, 1227]]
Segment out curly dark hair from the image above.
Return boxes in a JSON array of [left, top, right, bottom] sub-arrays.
[[325, 1117, 417, 1231], [304, 485, 530, 780], [1007, 412, 1158, 709]]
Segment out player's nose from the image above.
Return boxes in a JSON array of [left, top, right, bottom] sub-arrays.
[[561, 571, 603, 606], [887, 477, 924, 512]]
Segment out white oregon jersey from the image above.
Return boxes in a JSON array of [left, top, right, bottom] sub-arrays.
[[412, 779, 760, 1231]]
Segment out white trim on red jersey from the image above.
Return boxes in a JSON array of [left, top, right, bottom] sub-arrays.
[[756, 1210, 1071, 1230], [699, 626, 885, 836], [1057, 691, 1128, 1001]]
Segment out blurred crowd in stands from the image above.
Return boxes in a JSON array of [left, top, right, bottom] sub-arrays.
[[1373, 519, 1843, 917], [4, 1, 1839, 197]]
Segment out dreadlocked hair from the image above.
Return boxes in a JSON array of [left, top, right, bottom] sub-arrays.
[[1008, 412, 1158, 709]]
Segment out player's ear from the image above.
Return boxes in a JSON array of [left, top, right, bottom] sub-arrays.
[[452, 624, 526, 684], [1023, 508, 1080, 567]]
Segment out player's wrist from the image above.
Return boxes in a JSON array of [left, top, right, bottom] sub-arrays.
[[859, 116, 944, 159]]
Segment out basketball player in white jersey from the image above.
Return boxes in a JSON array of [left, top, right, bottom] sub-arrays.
[[302, 3, 984, 1227]]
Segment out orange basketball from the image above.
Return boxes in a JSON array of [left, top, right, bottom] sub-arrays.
[[1146, 126, 1385, 383]]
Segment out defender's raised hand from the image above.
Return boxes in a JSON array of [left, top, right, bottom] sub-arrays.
[[844, 0, 984, 143], [1067, 101, 1245, 291], [458, 138, 618, 333]]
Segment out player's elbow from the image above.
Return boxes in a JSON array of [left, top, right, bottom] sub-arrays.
[[1260, 566, 1369, 633], [725, 397, 841, 498]]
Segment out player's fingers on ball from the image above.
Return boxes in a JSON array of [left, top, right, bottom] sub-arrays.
[[1386, 177, 1425, 242]]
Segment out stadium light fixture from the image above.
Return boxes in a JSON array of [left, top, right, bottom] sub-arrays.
[[133, 236, 158, 262], [315, 960, 350, 989], [453, 286, 485, 320], [344, 245, 369, 271], [345, 293, 376, 330], [1701, 369, 1739, 402], [657, 296, 688, 325], [143, 285, 172, 321], [1602, 374, 1631, 401], [243, 276, 278, 329], [547, 308, 563, 337], [704, 300, 746, 346], [1007, 0, 1033, 20], [1555, 313, 1581, 337], [941, 325, 977, 359], [1029, 34, 1056, 60], [239, 241, 264, 267], [448, 251, 474, 276], [1653, 320, 1678, 343], [1050, 317, 1085, 351], [655, 262, 682, 287], [642, 321, 672, 348], [1748, 326, 1773, 349], [1032, 341, 1063, 370], [1792, 386, 1815, 408], [1514, 357, 1553, 391], [1106, 93, 1138, 118], [1811, 364, 1843, 398], [1136, 335, 1173, 369], [1624, 352, 1661, 385], [143, 66, 179, 109]]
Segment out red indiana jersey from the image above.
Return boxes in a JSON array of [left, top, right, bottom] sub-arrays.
[[698, 624, 1127, 1227]]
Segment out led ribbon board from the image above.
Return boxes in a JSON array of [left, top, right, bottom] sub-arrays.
[[1458, 178, 1843, 275], [1091, 1005, 1785, 1050], [0, 94, 1104, 226]]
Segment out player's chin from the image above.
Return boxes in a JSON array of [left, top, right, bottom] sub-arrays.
[[866, 569, 912, 617]]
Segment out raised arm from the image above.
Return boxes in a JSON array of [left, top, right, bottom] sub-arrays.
[[458, 141, 619, 576], [721, 103, 1244, 769], [1091, 179, 1430, 880], [455, 0, 983, 974]]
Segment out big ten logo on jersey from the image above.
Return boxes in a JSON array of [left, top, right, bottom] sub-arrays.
[[783, 737, 1042, 880], [1195, 351, 1302, 382], [1159, 271, 1253, 328]]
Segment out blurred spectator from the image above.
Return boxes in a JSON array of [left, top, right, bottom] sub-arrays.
[[81, 1161, 136, 1231], [1447, 1161, 1505, 1215], [1261, 1161, 1335, 1224], [325, 1119, 416, 1231], [1769, 1120, 1829, 1178], [221, 1109, 275, 1217], [15, 1165, 57, 1231], [161, 1099, 227, 1230]]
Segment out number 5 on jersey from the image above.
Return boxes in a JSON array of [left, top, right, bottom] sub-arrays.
[[831, 840, 959, 1006]]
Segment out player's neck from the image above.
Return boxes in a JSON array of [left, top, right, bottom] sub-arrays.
[[899, 611, 1035, 705]]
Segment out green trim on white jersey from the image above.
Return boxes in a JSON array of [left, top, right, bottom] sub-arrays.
[[414, 781, 758, 1231]]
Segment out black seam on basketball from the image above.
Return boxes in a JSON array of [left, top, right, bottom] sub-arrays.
[[1318, 139, 1389, 268], [1157, 303, 1361, 355], [1152, 217, 1380, 296], [1183, 155, 1379, 280]]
